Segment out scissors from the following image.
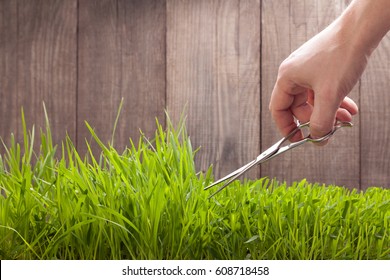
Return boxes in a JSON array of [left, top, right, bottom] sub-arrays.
[[204, 121, 353, 198]]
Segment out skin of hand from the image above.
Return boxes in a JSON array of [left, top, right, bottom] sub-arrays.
[[269, 0, 390, 142]]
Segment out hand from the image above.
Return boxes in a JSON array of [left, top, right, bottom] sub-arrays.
[[269, 18, 362, 142], [269, 0, 390, 142]]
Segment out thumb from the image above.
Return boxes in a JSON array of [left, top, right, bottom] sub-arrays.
[[309, 91, 339, 140]]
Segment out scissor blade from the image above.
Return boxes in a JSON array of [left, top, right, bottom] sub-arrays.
[[207, 159, 260, 198], [204, 139, 282, 192], [257, 138, 308, 163], [253, 138, 286, 164], [203, 158, 256, 190]]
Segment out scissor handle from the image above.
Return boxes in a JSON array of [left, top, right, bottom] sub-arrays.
[[269, 121, 353, 160], [233, 121, 352, 183], [288, 121, 353, 143]]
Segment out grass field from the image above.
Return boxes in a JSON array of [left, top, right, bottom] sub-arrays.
[[0, 109, 389, 260]]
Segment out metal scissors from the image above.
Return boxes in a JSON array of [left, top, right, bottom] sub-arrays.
[[204, 121, 353, 198]]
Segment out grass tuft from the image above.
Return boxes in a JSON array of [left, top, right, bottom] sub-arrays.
[[0, 108, 389, 260]]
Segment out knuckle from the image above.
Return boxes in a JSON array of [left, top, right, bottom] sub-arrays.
[[278, 58, 293, 77]]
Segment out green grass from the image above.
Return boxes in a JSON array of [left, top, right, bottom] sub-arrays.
[[0, 108, 389, 260]]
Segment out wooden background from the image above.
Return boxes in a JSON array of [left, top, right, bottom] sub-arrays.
[[1, 0, 389, 190]]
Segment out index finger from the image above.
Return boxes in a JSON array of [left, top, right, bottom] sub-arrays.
[[269, 83, 302, 141]]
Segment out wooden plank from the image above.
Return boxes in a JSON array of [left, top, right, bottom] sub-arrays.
[[0, 0, 18, 149], [238, 0, 261, 179], [167, 0, 261, 179], [360, 33, 390, 189], [261, 0, 294, 182], [261, 0, 360, 189], [16, 0, 77, 147], [78, 0, 166, 155]]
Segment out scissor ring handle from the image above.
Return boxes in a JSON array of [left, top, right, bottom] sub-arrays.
[[303, 121, 353, 143]]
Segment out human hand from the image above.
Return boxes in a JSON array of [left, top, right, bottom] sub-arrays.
[[269, 19, 362, 142], [269, 0, 390, 143]]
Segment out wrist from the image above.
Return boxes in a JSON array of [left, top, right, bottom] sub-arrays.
[[337, 0, 390, 56]]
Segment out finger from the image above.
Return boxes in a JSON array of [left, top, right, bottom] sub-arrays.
[[336, 108, 353, 122], [270, 106, 304, 142], [269, 83, 298, 137], [290, 88, 313, 123], [309, 94, 357, 123], [309, 89, 340, 140], [340, 96, 358, 115], [307, 89, 315, 106]]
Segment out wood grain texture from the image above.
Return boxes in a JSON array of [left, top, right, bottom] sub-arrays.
[[261, 0, 360, 189], [238, 0, 261, 179], [261, 0, 293, 181], [167, 0, 261, 179], [77, 0, 166, 153], [0, 0, 389, 189], [0, 0, 18, 147], [360, 33, 390, 189], [16, 0, 77, 145]]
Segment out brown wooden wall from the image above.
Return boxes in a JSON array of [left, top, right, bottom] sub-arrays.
[[1, 0, 389, 190]]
